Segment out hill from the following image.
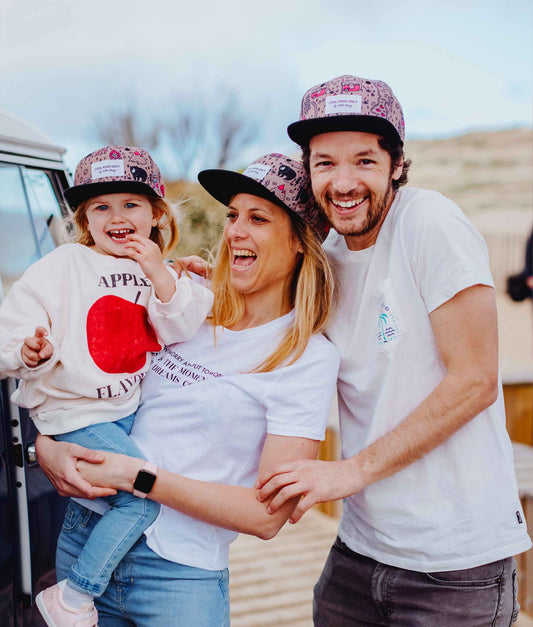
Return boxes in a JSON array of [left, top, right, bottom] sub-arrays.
[[168, 127, 533, 260], [406, 127, 532, 217]]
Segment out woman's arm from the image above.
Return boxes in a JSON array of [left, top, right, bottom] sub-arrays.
[[77, 434, 319, 540]]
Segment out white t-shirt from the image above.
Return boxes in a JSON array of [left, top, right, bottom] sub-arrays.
[[0, 243, 213, 434], [130, 313, 340, 570], [324, 187, 531, 572]]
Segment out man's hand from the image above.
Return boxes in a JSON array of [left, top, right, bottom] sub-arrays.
[[256, 458, 361, 524], [21, 326, 54, 367], [35, 434, 116, 499]]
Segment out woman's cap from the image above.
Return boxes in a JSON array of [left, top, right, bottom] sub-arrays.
[[198, 154, 330, 242], [64, 145, 165, 209], [287, 74, 405, 147]]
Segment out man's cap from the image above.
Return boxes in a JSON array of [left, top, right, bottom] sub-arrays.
[[198, 154, 329, 242], [64, 145, 165, 209], [288, 74, 405, 146]]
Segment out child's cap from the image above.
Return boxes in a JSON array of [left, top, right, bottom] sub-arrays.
[[64, 145, 165, 209], [198, 153, 330, 242]]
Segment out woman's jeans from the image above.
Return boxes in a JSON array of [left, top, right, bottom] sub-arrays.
[[54, 414, 160, 596], [56, 501, 230, 626], [313, 537, 520, 626]]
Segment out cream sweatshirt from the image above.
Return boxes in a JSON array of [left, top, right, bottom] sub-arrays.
[[0, 243, 213, 434]]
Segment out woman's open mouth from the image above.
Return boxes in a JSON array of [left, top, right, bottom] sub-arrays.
[[232, 249, 257, 269]]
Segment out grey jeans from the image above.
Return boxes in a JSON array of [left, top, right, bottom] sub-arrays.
[[313, 537, 519, 626]]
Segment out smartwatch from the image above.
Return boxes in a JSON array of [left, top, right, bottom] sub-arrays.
[[133, 461, 157, 498]]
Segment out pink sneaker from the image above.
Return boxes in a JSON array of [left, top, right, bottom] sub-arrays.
[[35, 580, 98, 627]]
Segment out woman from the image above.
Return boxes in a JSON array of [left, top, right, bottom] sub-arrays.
[[36, 153, 339, 627]]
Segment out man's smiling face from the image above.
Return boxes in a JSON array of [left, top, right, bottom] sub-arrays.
[[309, 131, 403, 250]]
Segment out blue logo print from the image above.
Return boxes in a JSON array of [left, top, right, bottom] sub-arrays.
[[377, 304, 400, 346]]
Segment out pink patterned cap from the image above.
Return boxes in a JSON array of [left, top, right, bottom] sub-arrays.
[[64, 145, 165, 209], [198, 154, 330, 242], [288, 74, 405, 146]]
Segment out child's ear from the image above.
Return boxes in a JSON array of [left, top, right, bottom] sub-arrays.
[[152, 208, 163, 227]]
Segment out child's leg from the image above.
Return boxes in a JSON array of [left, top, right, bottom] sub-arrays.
[[55, 415, 160, 598]]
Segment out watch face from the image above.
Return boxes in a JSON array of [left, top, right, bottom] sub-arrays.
[[133, 469, 157, 494]]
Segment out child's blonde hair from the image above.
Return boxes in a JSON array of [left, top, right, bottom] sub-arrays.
[[73, 195, 180, 256]]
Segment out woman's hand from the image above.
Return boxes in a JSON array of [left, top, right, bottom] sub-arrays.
[[166, 256, 213, 279], [77, 451, 145, 493], [36, 434, 116, 499]]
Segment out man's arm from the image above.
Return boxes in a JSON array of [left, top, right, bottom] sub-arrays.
[[257, 284, 499, 522]]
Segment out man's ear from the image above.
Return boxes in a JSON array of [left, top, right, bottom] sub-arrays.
[[392, 158, 403, 181]]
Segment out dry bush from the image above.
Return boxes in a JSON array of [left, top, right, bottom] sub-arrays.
[[164, 180, 227, 260]]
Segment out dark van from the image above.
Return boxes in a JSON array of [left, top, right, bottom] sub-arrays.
[[0, 109, 71, 625]]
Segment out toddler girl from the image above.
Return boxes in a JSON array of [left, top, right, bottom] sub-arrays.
[[0, 145, 213, 626]]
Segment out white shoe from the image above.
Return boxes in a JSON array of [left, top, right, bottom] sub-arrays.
[[35, 580, 98, 627]]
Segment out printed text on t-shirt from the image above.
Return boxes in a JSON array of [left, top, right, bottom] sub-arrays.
[[150, 345, 223, 386]]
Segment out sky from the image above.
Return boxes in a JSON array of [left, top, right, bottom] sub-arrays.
[[1, 0, 531, 176]]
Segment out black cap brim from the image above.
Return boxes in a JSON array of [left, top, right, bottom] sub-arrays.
[[197, 169, 292, 215], [64, 181, 159, 209], [287, 115, 402, 147]]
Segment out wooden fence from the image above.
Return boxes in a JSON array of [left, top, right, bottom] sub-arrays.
[[479, 229, 530, 293]]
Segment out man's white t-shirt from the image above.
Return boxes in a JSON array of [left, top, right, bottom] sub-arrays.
[[324, 187, 531, 572], [130, 313, 340, 570]]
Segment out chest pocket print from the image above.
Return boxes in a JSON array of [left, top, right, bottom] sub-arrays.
[[375, 278, 403, 354]]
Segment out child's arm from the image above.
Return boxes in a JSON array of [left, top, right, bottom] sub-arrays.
[[124, 235, 213, 345], [21, 326, 54, 368], [0, 282, 60, 379]]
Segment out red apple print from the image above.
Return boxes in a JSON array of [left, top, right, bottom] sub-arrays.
[[86, 293, 161, 373]]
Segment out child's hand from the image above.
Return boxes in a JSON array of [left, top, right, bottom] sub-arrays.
[[124, 234, 165, 279], [21, 326, 54, 368], [124, 234, 176, 303]]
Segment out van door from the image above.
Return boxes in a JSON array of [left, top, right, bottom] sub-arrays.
[[0, 159, 69, 625]]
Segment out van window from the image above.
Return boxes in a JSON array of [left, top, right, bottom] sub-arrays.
[[0, 164, 65, 294], [23, 167, 65, 251]]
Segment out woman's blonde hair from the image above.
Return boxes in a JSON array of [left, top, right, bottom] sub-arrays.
[[73, 195, 180, 255], [210, 213, 335, 373]]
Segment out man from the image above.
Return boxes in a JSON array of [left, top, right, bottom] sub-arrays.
[[257, 75, 531, 625]]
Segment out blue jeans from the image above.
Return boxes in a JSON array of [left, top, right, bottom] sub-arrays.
[[313, 537, 520, 626], [56, 501, 230, 626], [55, 414, 160, 596]]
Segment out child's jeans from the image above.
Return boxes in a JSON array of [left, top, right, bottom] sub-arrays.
[[54, 414, 160, 597]]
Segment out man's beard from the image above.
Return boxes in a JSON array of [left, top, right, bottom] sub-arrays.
[[319, 179, 395, 238]]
